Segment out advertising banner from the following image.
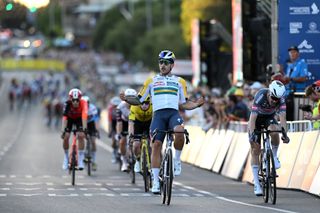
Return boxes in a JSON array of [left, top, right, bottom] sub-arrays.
[[279, 0, 320, 83]]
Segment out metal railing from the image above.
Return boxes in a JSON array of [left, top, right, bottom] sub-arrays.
[[257, 0, 272, 18]]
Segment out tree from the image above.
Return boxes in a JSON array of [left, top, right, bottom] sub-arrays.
[[181, 0, 231, 44], [132, 24, 189, 69]]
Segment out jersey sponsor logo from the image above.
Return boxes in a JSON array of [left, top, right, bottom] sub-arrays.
[[167, 81, 179, 87], [154, 81, 165, 86]]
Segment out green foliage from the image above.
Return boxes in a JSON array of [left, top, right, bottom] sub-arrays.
[[93, 0, 187, 69], [132, 24, 189, 70], [36, 3, 62, 37]]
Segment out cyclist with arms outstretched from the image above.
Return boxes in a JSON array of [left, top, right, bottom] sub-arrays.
[[248, 80, 290, 196], [120, 50, 204, 194]]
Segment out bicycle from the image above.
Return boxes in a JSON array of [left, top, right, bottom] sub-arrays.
[[255, 126, 288, 205], [84, 130, 99, 176], [69, 127, 79, 186], [152, 129, 190, 205], [131, 133, 152, 192]]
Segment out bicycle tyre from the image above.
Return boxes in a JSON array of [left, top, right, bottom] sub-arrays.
[[166, 148, 173, 205], [268, 150, 277, 204], [263, 151, 270, 203], [87, 137, 91, 176], [160, 158, 166, 204], [141, 145, 148, 192], [259, 151, 268, 203], [71, 150, 76, 186], [130, 155, 135, 184]]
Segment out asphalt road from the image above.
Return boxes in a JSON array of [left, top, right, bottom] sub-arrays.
[[0, 72, 319, 213]]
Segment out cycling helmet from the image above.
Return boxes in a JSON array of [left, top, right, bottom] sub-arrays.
[[68, 88, 82, 100], [158, 50, 175, 63], [82, 95, 90, 103], [110, 96, 121, 106], [124, 88, 137, 97], [269, 80, 286, 98]]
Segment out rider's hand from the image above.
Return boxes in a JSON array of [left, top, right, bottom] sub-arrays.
[[61, 131, 66, 139], [115, 134, 121, 141], [249, 131, 258, 143], [281, 135, 290, 144]]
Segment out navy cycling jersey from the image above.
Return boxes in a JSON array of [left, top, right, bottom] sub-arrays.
[[251, 88, 286, 117]]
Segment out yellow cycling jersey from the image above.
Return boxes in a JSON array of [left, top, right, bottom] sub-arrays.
[[129, 104, 153, 122]]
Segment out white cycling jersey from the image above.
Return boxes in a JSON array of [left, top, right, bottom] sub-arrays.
[[138, 74, 188, 112], [117, 101, 130, 121]]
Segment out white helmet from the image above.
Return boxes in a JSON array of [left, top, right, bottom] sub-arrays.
[[124, 88, 137, 97], [269, 80, 286, 98], [110, 96, 121, 106]]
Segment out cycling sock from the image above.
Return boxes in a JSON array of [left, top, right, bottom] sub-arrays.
[[152, 168, 160, 182], [251, 165, 260, 185], [175, 150, 182, 161], [64, 150, 68, 159], [78, 151, 85, 163], [272, 145, 279, 158]]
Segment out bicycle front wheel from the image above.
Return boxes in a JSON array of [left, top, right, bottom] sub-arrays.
[[259, 151, 268, 203], [268, 150, 277, 204], [165, 149, 173, 205], [86, 137, 92, 176], [141, 145, 149, 192], [71, 150, 76, 186]]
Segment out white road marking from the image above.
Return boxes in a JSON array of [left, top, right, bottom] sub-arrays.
[[216, 196, 299, 213], [14, 193, 42, 197]]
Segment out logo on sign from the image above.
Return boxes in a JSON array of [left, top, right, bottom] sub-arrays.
[[306, 22, 320, 33], [298, 40, 314, 53], [289, 3, 319, 15], [311, 3, 320, 14], [289, 22, 302, 34]]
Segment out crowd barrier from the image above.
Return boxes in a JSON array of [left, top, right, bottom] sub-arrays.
[[0, 58, 65, 71], [99, 109, 320, 197], [182, 123, 320, 197]]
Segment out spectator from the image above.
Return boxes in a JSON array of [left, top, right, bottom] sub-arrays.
[[283, 46, 308, 121], [304, 84, 320, 129], [283, 46, 308, 92]]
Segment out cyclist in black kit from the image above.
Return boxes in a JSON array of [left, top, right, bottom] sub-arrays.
[[248, 80, 290, 196]]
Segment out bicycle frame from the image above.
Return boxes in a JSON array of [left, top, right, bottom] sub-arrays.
[[256, 127, 285, 205], [152, 129, 190, 206]]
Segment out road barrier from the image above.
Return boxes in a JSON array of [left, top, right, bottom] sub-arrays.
[[100, 109, 320, 197]]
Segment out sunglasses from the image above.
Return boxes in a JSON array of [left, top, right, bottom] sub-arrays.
[[72, 99, 80, 103], [270, 95, 280, 102], [159, 60, 171, 65], [142, 101, 150, 105]]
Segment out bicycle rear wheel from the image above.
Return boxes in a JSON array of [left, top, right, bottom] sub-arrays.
[[268, 150, 277, 204]]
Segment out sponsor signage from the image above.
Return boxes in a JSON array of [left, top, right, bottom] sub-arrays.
[[279, 0, 320, 82]]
